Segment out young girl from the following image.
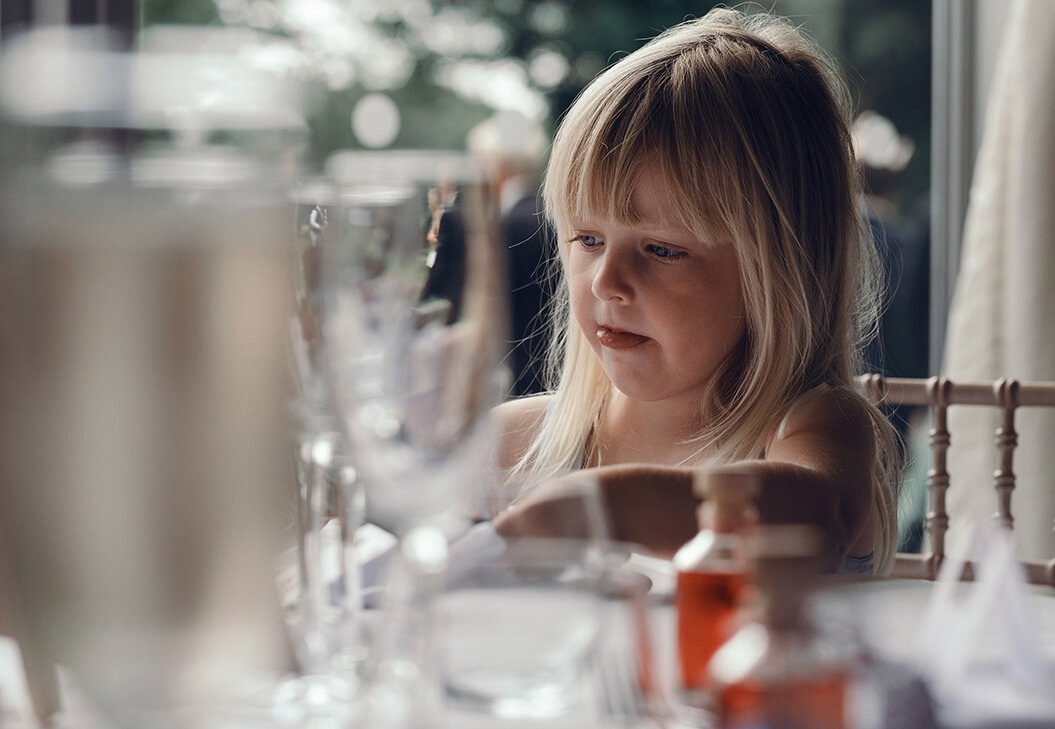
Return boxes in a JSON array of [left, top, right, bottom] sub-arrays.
[[491, 7, 899, 574]]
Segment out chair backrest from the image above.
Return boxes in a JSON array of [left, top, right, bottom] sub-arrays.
[[857, 374, 1055, 587]]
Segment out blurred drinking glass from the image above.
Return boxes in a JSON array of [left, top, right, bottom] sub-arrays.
[[0, 26, 305, 728], [271, 178, 369, 722], [321, 150, 510, 544], [317, 150, 510, 722], [437, 538, 606, 720], [431, 537, 661, 725], [273, 430, 368, 725]]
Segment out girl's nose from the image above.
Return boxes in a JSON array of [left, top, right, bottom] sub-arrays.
[[590, 249, 633, 303]]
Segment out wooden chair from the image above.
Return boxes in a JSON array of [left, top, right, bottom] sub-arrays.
[[857, 374, 1055, 587]]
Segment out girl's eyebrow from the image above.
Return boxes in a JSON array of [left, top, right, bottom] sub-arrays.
[[569, 219, 702, 245], [568, 227, 601, 238], [568, 216, 600, 228], [642, 225, 701, 245]]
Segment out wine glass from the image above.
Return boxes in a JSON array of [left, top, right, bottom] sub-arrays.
[[318, 149, 510, 720], [321, 150, 509, 547], [271, 185, 372, 724]]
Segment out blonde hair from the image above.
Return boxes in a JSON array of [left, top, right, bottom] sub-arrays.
[[517, 8, 899, 573]]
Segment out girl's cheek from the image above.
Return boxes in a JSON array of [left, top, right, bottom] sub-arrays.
[[556, 236, 574, 266], [567, 290, 593, 330], [569, 270, 597, 308]]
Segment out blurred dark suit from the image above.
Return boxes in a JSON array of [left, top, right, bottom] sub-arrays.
[[504, 192, 551, 397], [420, 203, 466, 324], [864, 209, 930, 443]]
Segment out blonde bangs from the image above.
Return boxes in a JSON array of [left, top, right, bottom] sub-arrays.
[[545, 58, 734, 249], [544, 92, 645, 239]]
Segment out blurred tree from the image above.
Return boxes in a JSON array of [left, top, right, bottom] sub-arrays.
[[139, 0, 930, 216], [836, 1, 931, 218], [434, 0, 930, 218], [141, 0, 220, 26]]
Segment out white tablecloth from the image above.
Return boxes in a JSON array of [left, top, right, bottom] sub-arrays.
[[4, 554, 1055, 728]]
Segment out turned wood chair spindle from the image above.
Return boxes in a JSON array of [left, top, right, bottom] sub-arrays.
[[857, 374, 1055, 587]]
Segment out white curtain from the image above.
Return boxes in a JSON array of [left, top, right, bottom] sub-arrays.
[[942, 0, 1055, 561]]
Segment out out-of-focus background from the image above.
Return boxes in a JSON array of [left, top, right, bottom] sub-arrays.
[[0, 1, 931, 207], [0, 0, 941, 373], [141, 0, 931, 220], [2, 4, 1055, 727], [3, 0, 1052, 565]]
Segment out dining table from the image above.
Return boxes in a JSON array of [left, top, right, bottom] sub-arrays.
[[2, 528, 1054, 729]]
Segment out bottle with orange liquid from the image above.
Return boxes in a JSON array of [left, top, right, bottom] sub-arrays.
[[672, 465, 759, 706], [709, 525, 851, 729]]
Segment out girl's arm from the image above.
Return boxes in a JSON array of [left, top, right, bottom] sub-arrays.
[[750, 386, 877, 560], [493, 387, 877, 562], [492, 463, 698, 556]]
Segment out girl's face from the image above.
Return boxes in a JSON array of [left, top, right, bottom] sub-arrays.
[[566, 166, 747, 407]]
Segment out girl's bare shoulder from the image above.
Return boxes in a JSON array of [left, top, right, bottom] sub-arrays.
[[773, 384, 874, 446], [493, 394, 553, 470]]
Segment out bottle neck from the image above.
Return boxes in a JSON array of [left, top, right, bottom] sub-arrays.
[[698, 499, 756, 534]]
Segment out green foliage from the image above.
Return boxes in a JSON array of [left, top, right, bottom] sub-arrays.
[[512, 0, 931, 218], [305, 78, 493, 169], [836, 2, 931, 217], [141, 0, 221, 26], [141, 0, 930, 217]]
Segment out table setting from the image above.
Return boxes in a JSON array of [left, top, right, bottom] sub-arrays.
[[5, 511, 1054, 729], [0, 20, 1054, 729]]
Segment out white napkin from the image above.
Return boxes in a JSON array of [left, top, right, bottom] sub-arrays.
[[915, 525, 1055, 726], [361, 520, 508, 597]]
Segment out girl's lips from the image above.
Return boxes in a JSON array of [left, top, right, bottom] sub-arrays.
[[597, 326, 649, 349]]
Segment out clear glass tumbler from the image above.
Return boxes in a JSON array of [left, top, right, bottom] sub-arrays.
[[0, 25, 305, 728]]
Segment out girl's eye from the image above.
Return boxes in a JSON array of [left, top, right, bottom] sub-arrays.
[[646, 244, 686, 261], [572, 234, 603, 249]]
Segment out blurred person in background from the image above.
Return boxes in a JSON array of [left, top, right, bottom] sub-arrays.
[[468, 111, 554, 397], [297, 200, 328, 364], [854, 111, 929, 552], [420, 180, 465, 325], [309, 200, 327, 247], [855, 112, 929, 415]]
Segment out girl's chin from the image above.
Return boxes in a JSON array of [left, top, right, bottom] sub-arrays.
[[601, 363, 713, 406], [605, 371, 676, 402]]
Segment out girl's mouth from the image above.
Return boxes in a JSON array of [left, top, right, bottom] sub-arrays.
[[597, 326, 649, 349]]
